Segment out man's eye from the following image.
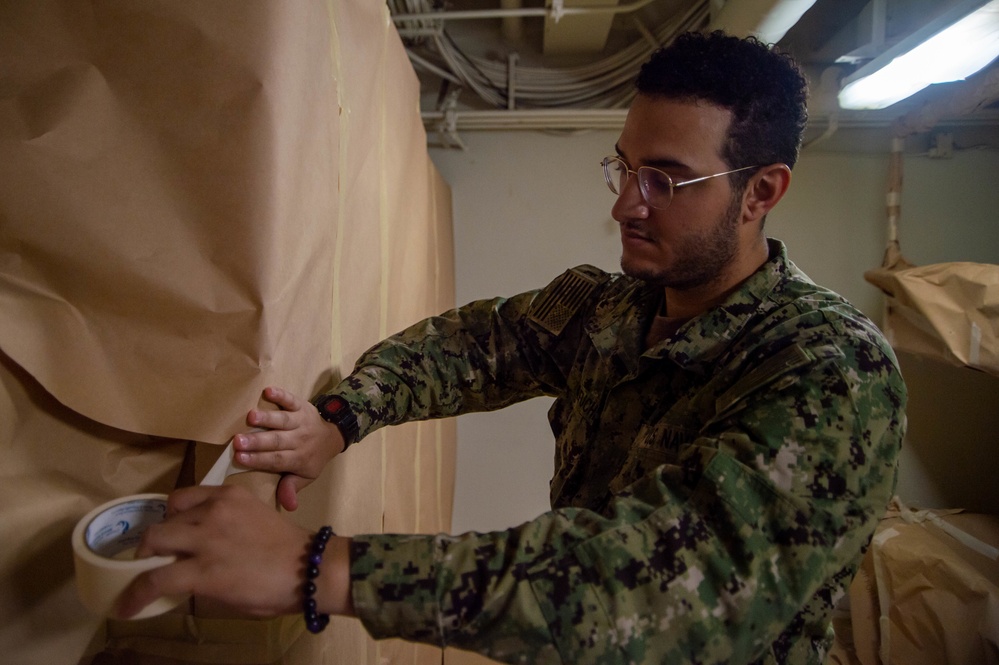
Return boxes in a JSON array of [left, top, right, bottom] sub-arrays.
[[643, 170, 673, 189]]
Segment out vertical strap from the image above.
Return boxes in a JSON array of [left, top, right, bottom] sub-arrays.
[[870, 525, 900, 665]]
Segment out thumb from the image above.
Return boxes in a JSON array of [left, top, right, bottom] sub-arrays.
[[276, 474, 311, 512]]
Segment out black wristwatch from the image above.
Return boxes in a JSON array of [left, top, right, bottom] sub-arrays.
[[312, 394, 360, 449]]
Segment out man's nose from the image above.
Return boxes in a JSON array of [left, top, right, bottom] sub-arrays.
[[611, 173, 649, 222]]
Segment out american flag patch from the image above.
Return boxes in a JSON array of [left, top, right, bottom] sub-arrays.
[[528, 268, 599, 336]]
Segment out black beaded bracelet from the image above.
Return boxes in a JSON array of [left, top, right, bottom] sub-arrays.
[[303, 525, 334, 634]]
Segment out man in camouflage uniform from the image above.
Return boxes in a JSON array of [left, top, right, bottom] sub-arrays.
[[120, 31, 906, 665]]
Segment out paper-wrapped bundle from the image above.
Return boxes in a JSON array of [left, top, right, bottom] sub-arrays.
[[865, 247, 999, 378]]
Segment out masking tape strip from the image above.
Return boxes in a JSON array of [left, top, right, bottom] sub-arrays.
[[871, 526, 900, 665], [199, 436, 254, 487], [898, 501, 999, 561], [970, 322, 982, 368]]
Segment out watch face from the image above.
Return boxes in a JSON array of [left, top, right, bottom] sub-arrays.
[[320, 396, 346, 417], [314, 395, 359, 445]]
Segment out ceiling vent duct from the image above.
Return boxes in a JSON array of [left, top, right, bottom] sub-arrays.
[[708, 0, 819, 43]]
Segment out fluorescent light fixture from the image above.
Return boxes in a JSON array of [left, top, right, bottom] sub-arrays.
[[838, 0, 999, 110]]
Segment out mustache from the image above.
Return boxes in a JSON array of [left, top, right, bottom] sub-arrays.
[[620, 220, 656, 241]]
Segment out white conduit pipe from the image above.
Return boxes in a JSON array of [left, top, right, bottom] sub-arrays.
[[421, 109, 982, 133], [392, 0, 660, 23], [407, 50, 462, 85], [422, 109, 630, 131]]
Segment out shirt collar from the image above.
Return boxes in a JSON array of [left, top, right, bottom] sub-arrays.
[[662, 238, 790, 370]]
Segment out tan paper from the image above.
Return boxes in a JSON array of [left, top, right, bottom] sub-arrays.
[[831, 499, 999, 665], [0, 0, 336, 445], [865, 246, 999, 377], [1, 1, 460, 664]]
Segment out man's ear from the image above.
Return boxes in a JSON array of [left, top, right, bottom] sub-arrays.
[[741, 163, 791, 224]]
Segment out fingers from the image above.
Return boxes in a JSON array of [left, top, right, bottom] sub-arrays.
[[113, 568, 165, 619], [246, 407, 299, 431], [135, 490, 222, 558], [234, 428, 289, 454], [233, 425, 328, 476], [165, 484, 226, 515], [232, 429, 301, 473], [245, 386, 312, 430], [134, 520, 197, 559], [261, 386, 304, 412], [235, 448, 299, 474], [113, 557, 199, 619]]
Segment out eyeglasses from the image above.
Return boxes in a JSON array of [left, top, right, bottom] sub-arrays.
[[601, 156, 759, 210]]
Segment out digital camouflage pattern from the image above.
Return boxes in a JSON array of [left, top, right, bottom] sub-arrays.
[[332, 239, 906, 664]]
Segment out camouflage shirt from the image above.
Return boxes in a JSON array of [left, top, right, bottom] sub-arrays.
[[332, 239, 906, 664]]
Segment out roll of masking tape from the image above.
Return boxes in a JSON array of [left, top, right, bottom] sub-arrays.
[[72, 493, 187, 619]]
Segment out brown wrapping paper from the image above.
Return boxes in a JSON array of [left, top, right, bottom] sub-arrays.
[[0, 0, 336, 444], [865, 246, 999, 378], [1, 1, 459, 663], [829, 499, 999, 665]]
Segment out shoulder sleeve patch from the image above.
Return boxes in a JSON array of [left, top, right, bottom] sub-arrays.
[[528, 267, 601, 336]]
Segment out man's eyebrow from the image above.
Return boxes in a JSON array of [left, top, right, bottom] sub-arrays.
[[613, 144, 689, 172], [645, 157, 690, 172]]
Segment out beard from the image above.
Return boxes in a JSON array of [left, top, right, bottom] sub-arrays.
[[621, 192, 742, 290]]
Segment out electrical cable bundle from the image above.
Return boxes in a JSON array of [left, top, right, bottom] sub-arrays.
[[389, 0, 710, 111]]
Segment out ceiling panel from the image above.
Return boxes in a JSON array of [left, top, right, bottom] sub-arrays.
[[389, 0, 999, 145]]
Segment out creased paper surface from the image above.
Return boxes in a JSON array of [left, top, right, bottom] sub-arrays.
[[1, 1, 459, 664], [0, 0, 336, 443], [829, 500, 999, 665], [865, 248, 999, 378]]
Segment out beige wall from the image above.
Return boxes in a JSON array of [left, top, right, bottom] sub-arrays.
[[431, 125, 999, 534]]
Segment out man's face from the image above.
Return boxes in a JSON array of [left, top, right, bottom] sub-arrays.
[[611, 95, 744, 290]]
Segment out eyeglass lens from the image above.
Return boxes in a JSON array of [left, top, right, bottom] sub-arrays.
[[603, 157, 674, 209]]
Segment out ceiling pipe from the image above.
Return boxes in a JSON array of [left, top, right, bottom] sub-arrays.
[[423, 108, 999, 134], [500, 0, 524, 42], [391, 0, 659, 24], [394, 0, 818, 44], [708, 0, 819, 43]]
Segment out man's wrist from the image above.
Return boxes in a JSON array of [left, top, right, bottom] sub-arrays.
[[312, 394, 360, 448], [317, 536, 355, 617]]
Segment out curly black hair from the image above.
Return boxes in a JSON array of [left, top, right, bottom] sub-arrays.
[[636, 31, 808, 179]]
